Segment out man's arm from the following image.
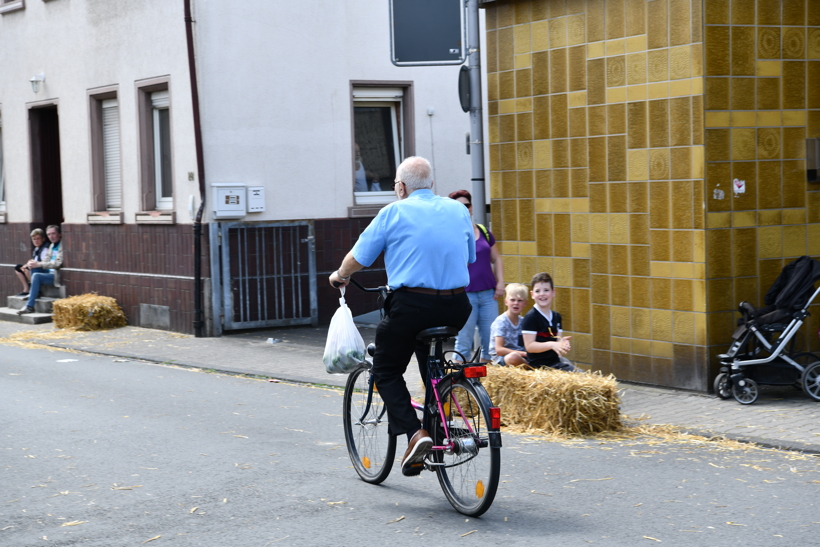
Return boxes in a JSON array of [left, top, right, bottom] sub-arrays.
[[328, 252, 365, 288], [495, 336, 527, 357], [522, 333, 572, 355], [490, 243, 504, 299], [42, 246, 64, 270]]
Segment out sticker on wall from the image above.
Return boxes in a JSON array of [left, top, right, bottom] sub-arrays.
[[713, 184, 725, 200], [733, 178, 746, 196]]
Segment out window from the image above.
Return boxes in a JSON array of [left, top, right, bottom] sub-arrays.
[[89, 88, 122, 219], [0, 111, 5, 215], [0, 0, 24, 14], [350, 82, 414, 214], [102, 99, 122, 208], [151, 91, 172, 210], [136, 78, 174, 219]]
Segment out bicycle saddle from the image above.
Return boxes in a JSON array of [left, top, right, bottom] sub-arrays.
[[416, 326, 460, 343]]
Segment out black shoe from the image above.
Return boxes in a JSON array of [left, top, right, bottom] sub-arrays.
[[17, 306, 35, 315], [15, 292, 29, 297], [401, 429, 432, 476]]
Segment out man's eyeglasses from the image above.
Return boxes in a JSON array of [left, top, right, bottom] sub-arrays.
[[392, 180, 404, 189]]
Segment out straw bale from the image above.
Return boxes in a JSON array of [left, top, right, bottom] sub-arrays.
[[483, 365, 622, 436], [52, 293, 128, 331]]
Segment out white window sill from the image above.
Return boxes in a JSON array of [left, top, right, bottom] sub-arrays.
[[0, 1, 24, 14], [354, 191, 396, 206], [136, 211, 175, 224], [87, 211, 123, 224], [0, 211, 6, 224]]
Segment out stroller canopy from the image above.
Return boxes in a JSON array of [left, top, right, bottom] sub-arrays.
[[764, 256, 820, 311]]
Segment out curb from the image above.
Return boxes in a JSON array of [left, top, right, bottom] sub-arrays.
[[34, 340, 820, 455], [40, 342, 348, 389]]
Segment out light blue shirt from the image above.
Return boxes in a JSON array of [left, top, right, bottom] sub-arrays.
[[352, 189, 476, 290]]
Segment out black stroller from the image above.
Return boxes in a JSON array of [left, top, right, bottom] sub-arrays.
[[714, 256, 820, 405]]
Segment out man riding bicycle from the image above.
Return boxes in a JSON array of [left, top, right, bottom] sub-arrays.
[[329, 156, 475, 476]]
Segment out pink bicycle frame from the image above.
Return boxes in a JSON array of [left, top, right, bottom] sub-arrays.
[[410, 376, 478, 451]]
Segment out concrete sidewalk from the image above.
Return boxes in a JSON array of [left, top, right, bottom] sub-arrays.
[[2, 321, 819, 453]]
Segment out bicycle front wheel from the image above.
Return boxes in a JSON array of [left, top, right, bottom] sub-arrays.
[[343, 365, 397, 484], [432, 378, 500, 516]]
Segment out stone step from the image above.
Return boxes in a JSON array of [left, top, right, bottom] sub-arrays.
[[0, 307, 53, 325], [7, 295, 59, 314], [41, 285, 67, 299]]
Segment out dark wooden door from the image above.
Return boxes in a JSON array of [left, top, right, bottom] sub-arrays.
[[29, 106, 64, 225]]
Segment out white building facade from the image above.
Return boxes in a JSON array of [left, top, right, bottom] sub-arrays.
[[0, 0, 487, 334]]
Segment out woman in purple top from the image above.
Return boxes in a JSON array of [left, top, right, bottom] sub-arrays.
[[449, 190, 505, 361]]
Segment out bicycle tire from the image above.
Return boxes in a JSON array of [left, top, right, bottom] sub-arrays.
[[343, 365, 397, 484], [431, 378, 500, 517]]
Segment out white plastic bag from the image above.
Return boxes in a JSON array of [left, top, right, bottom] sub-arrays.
[[323, 288, 366, 374]]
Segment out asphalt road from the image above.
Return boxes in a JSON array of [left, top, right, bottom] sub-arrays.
[[2, 346, 819, 546]]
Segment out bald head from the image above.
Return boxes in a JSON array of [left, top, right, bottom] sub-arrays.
[[396, 156, 433, 193]]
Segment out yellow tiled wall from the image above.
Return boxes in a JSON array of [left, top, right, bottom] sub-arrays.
[[702, 0, 820, 372], [485, 0, 820, 391]]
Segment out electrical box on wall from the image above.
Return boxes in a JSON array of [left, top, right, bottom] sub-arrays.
[[212, 183, 246, 219], [807, 139, 820, 183], [248, 187, 265, 212]]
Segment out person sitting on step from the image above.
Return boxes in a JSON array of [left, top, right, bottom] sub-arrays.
[[18, 225, 64, 315], [13, 228, 49, 297]]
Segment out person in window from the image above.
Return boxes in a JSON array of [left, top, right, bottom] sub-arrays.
[[448, 190, 505, 362], [13, 228, 49, 297], [18, 225, 64, 315], [353, 143, 380, 192]]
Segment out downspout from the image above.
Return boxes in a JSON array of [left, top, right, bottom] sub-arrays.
[[184, 0, 207, 337]]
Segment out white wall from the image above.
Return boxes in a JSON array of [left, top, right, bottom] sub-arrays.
[[0, 0, 197, 224], [194, 0, 488, 222]]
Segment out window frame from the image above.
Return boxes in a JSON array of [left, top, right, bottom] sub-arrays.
[[88, 86, 123, 222], [348, 80, 414, 218], [0, 0, 24, 15], [135, 76, 175, 219], [151, 90, 172, 211], [0, 108, 6, 221]]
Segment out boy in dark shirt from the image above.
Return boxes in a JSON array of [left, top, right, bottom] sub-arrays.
[[520, 272, 574, 371]]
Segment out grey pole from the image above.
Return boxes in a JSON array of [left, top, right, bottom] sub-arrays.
[[466, 0, 486, 226]]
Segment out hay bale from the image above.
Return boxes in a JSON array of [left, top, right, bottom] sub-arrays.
[[482, 366, 622, 436], [52, 293, 128, 331]]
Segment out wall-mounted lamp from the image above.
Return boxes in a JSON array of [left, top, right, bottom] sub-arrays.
[[30, 73, 45, 94]]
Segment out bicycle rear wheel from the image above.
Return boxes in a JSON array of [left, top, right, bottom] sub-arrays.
[[431, 378, 500, 516], [343, 365, 396, 484]]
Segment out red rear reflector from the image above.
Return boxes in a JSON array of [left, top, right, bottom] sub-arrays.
[[489, 407, 501, 430], [464, 366, 487, 378]]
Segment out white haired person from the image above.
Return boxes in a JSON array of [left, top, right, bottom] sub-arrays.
[[329, 156, 475, 476]]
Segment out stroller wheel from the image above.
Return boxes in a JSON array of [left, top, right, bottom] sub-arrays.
[[732, 378, 759, 405], [801, 362, 820, 402], [713, 373, 732, 399]]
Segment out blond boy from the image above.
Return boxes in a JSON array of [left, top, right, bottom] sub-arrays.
[[488, 283, 529, 366]]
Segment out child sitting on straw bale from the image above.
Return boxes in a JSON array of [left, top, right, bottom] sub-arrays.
[[520, 272, 576, 372], [488, 283, 529, 367]]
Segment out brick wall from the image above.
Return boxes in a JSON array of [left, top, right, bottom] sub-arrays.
[[314, 218, 386, 324], [2, 218, 388, 333]]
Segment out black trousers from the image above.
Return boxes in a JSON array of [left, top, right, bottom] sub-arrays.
[[371, 290, 472, 437]]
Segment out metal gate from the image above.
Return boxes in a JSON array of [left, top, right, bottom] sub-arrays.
[[212, 221, 317, 331]]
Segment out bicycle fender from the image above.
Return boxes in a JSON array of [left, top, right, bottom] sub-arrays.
[[488, 431, 503, 448]]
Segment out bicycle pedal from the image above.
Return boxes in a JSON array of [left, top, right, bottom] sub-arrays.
[[402, 462, 425, 477]]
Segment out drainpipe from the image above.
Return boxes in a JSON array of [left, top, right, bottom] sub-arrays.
[[184, 0, 207, 337]]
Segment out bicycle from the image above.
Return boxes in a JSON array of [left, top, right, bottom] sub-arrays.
[[340, 278, 502, 517]]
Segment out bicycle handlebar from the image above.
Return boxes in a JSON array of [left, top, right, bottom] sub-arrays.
[[333, 275, 391, 301]]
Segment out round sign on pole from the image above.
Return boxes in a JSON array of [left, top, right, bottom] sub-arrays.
[[458, 65, 470, 113]]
